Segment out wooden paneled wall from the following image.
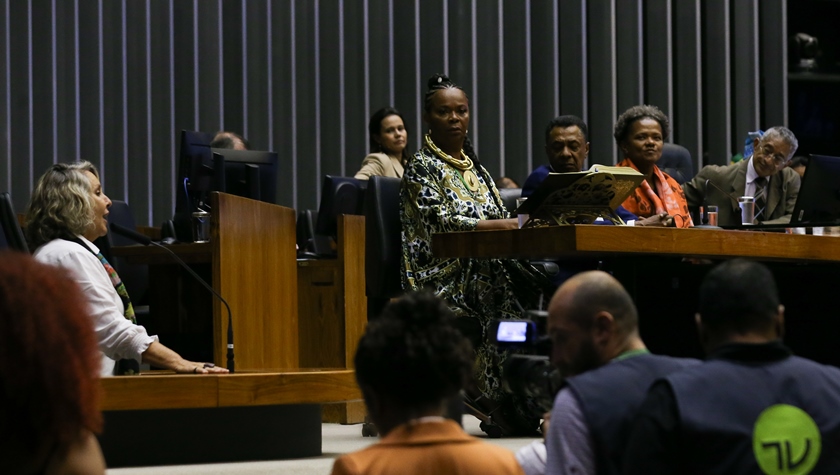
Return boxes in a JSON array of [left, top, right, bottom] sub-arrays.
[[0, 0, 787, 225]]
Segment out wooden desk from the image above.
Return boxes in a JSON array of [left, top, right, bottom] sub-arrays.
[[111, 192, 299, 371], [432, 225, 840, 366], [432, 225, 837, 262], [99, 371, 362, 467], [100, 369, 361, 410]]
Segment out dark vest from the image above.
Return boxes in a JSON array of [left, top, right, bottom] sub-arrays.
[[566, 353, 698, 475], [667, 355, 840, 474]]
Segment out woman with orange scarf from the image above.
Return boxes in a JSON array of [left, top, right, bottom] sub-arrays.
[[614, 105, 693, 228]]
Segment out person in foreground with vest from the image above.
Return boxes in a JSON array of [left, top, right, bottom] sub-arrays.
[[330, 292, 524, 475], [26, 161, 229, 376], [543, 271, 698, 475], [623, 259, 840, 474]]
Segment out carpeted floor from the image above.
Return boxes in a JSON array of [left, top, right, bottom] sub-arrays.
[[108, 415, 540, 475]]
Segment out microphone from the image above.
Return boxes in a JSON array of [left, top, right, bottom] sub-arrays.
[[109, 222, 235, 373], [705, 178, 742, 205]]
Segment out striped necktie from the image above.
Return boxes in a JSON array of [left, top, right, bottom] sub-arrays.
[[753, 177, 768, 223]]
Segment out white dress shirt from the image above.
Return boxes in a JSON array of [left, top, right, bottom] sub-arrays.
[[34, 236, 157, 376]]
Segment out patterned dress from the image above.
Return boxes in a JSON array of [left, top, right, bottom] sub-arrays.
[[401, 146, 550, 405]]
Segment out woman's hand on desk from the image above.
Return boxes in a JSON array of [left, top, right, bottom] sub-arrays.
[[636, 213, 674, 227], [475, 218, 519, 230], [178, 361, 230, 374], [142, 341, 230, 374]]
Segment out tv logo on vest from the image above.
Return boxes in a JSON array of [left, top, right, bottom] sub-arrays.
[[753, 404, 821, 475]]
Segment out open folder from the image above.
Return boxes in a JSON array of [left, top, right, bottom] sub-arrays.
[[514, 165, 644, 226]]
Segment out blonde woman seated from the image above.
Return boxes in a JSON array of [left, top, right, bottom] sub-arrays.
[[354, 107, 410, 179], [26, 161, 229, 376]]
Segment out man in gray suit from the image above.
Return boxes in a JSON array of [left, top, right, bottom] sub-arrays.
[[682, 126, 800, 226]]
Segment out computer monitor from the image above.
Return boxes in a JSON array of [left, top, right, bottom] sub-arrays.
[[312, 176, 367, 255], [210, 148, 279, 204], [173, 130, 215, 241], [790, 154, 840, 225], [175, 130, 215, 215]]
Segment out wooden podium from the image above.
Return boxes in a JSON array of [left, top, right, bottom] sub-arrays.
[[210, 192, 299, 370], [99, 370, 361, 466], [297, 214, 367, 423], [112, 192, 299, 370], [103, 194, 365, 466]]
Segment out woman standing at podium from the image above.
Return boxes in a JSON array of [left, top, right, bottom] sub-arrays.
[[25, 161, 229, 376], [400, 73, 551, 436]]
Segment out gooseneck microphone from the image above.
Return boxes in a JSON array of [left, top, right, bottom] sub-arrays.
[[705, 178, 742, 205], [109, 222, 235, 373]]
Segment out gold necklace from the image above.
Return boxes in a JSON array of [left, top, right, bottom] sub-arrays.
[[424, 134, 480, 193]]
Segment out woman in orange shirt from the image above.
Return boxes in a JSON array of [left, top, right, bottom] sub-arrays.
[[614, 105, 692, 228]]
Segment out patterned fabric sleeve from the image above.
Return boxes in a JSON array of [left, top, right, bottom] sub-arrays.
[[404, 162, 481, 232]]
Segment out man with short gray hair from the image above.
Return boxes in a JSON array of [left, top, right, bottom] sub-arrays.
[[682, 126, 800, 226]]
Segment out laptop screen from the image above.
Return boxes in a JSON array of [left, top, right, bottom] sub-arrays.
[[789, 154, 840, 226]]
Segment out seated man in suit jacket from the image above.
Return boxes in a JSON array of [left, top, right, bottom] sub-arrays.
[[682, 126, 800, 226]]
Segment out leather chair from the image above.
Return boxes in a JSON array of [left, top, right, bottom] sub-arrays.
[[659, 143, 694, 184], [362, 176, 465, 432], [295, 209, 321, 258], [363, 176, 402, 319], [104, 201, 149, 317], [498, 188, 522, 215], [0, 192, 28, 253]]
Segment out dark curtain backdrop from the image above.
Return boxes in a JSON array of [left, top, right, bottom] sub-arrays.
[[0, 0, 786, 226]]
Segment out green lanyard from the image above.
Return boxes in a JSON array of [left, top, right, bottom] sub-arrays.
[[612, 348, 650, 362]]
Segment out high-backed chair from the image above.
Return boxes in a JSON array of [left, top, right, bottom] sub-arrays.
[[0, 192, 28, 253], [498, 188, 522, 215], [105, 201, 149, 317], [295, 209, 322, 258], [364, 176, 402, 319], [659, 143, 694, 184]]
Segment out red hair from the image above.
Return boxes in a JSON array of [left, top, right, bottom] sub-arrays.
[[0, 252, 102, 452]]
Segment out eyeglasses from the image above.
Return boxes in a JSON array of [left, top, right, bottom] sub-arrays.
[[760, 144, 789, 165]]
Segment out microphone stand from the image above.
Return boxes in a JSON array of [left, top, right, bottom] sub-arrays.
[[110, 223, 235, 372]]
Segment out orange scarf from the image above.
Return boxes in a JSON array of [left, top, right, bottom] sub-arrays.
[[617, 158, 693, 228]]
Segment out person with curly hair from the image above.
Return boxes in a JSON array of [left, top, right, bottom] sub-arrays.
[[614, 105, 692, 228], [25, 161, 229, 376], [0, 252, 106, 473], [400, 73, 551, 436], [331, 292, 525, 475]]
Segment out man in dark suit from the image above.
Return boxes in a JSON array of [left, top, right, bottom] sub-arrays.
[[682, 126, 800, 226]]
